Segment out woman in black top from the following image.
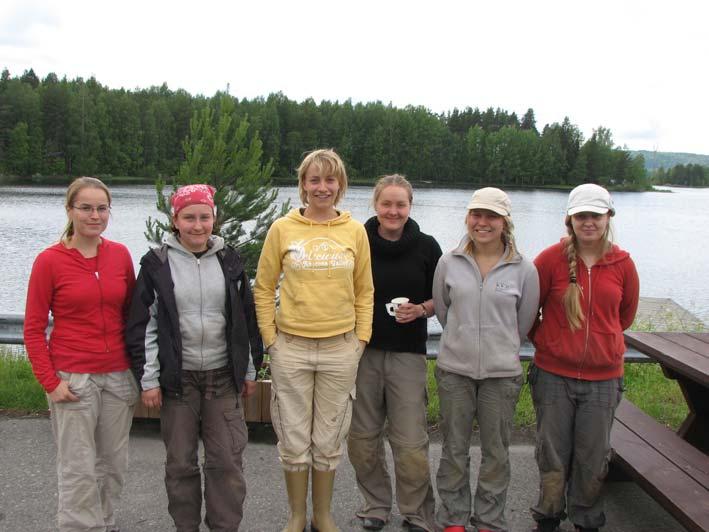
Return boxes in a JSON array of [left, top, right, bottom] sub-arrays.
[[348, 175, 442, 532]]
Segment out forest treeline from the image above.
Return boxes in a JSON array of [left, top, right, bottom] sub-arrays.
[[1, 68, 649, 188], [651, 164, 709, 187]]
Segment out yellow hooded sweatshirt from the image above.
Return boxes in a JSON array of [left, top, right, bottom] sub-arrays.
[[254, 208, 374, 347]]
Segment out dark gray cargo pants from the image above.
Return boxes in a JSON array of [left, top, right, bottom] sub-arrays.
[[160, 367, 248, 532], [529, 364, 623, 530]]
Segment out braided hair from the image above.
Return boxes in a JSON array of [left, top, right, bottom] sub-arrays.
[[561, 226, 584, 330], [561, 215, 613, 330]]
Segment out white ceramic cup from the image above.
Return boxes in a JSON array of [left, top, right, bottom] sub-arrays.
[[385, 297, 410, 317]]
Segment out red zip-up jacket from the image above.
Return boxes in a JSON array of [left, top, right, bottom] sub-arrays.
[[530, 240, 639, 381], [24, 239, 135, 392]]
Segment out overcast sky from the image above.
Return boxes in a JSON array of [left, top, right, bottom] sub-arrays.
[[2, 0, 707, 154]]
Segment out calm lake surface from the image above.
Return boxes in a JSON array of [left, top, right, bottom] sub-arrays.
[[1, 184, 708, 323]]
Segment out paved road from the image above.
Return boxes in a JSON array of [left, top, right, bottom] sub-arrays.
[[0, 415, 683, 532]]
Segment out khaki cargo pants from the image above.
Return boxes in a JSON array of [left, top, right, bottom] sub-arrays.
[[269, 330, 362, 471], [347, 348, 435, 531], [49, 369, 138, 532]]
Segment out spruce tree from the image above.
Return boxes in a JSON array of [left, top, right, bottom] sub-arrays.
[[145, 93, 289, 275]]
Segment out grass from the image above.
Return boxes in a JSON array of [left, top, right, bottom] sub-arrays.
[[623, 363, 687, 428], [0, 349, 48, 412], [0, 348, 689, 431]]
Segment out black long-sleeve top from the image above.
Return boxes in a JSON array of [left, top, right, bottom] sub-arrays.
[[365, 216, 442, 354]]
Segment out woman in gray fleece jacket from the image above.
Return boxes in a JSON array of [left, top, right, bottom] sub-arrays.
[[432, 188, 539, 532]]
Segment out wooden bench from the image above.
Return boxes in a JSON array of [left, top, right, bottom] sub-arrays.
[[611, 398, 709, 532]]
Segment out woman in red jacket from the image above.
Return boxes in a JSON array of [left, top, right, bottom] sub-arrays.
[[529, 184, 639, 532], [24, 177, 137, 532]]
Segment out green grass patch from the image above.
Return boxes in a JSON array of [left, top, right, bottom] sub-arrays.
[[0, 349, 48, 411], [0, 349, 689, 430], [623, 363, 687, 429]]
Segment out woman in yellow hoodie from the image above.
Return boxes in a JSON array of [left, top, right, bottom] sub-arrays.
[[254, 149, 374, 532]]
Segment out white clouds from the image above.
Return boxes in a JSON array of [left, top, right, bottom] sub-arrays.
[[1, 0, 707, 154]]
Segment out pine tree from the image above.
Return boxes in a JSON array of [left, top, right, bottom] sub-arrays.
[[145, 93, 289, 275]]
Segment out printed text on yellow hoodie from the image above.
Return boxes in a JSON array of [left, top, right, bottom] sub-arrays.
[[253, 208, 374, 347]]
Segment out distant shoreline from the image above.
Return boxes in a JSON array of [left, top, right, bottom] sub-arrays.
[[0, 174, 673, 192]]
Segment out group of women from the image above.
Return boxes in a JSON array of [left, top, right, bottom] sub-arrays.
[[24, 149, 639, 532]]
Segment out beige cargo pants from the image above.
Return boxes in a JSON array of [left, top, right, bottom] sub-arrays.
[[269, 330, 362, 472], [49, 369, 138, 532]]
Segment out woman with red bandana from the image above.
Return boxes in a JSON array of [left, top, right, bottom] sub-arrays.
[[24, 177, 137, 532], [127, 184, 263, 532]]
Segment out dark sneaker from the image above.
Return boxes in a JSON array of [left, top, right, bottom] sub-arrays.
[[403, 520, 427, 532], [574, 527, 599, 532], [361, 517, 385, 530], [530, 519, 561, 532]]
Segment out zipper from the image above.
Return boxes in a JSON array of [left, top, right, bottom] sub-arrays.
[[477, 278, 483, 376], [95, 249, 109, 353], [471, 254, 506, 377], [197, 257, 205, 370], [578, 265, 593, 378]]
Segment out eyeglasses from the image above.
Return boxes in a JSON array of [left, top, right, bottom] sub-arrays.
[[72, 204, 111, 215]]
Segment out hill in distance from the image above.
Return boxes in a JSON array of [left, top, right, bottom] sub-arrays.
[[632, 150, 709, 171]]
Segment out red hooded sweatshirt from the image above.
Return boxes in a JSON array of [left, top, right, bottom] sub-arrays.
[[24, 239, 135, 392], [531, 240, 640, 381]]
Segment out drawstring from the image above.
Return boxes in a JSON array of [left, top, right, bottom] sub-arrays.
[[327, 220, 332, 278]]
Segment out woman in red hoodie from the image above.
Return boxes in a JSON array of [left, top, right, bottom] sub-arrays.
[[528, 184, 639, 532], [24, 177, 137, 532]]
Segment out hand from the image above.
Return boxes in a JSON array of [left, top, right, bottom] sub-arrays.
[[48, 380, 79, 403], [357, 340, 367, 355], [142, 387, 162, 408], [242, 379, 257, 398], [394, 302, 422, 324]]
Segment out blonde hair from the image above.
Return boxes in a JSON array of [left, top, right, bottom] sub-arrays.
[[297, 149, 348, 206], [561, 214, 613, 330], [61, 177, 111, 243], [371, 174, 413, 206], [464, 212, 519, 262]]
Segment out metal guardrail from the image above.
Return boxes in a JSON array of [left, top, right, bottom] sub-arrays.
[[1, 312, 649, 361], [0, 313, 35, 345]]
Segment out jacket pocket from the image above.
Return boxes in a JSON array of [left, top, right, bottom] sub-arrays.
[[585, 325, 624, 370]]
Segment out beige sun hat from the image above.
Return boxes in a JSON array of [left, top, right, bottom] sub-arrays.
[[466, 187, 511, 216]]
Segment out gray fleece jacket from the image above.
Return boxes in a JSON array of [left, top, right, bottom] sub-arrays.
[[140, 235, 255, 390], [432, 237, 540, 379], [166, 235, 229, 371]]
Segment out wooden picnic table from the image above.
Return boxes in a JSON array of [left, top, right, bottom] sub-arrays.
[[610, 332, 709, 531], [624, 331, 709, 453]]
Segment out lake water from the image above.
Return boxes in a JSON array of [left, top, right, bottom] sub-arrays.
[[1, 184, 708, 323]]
